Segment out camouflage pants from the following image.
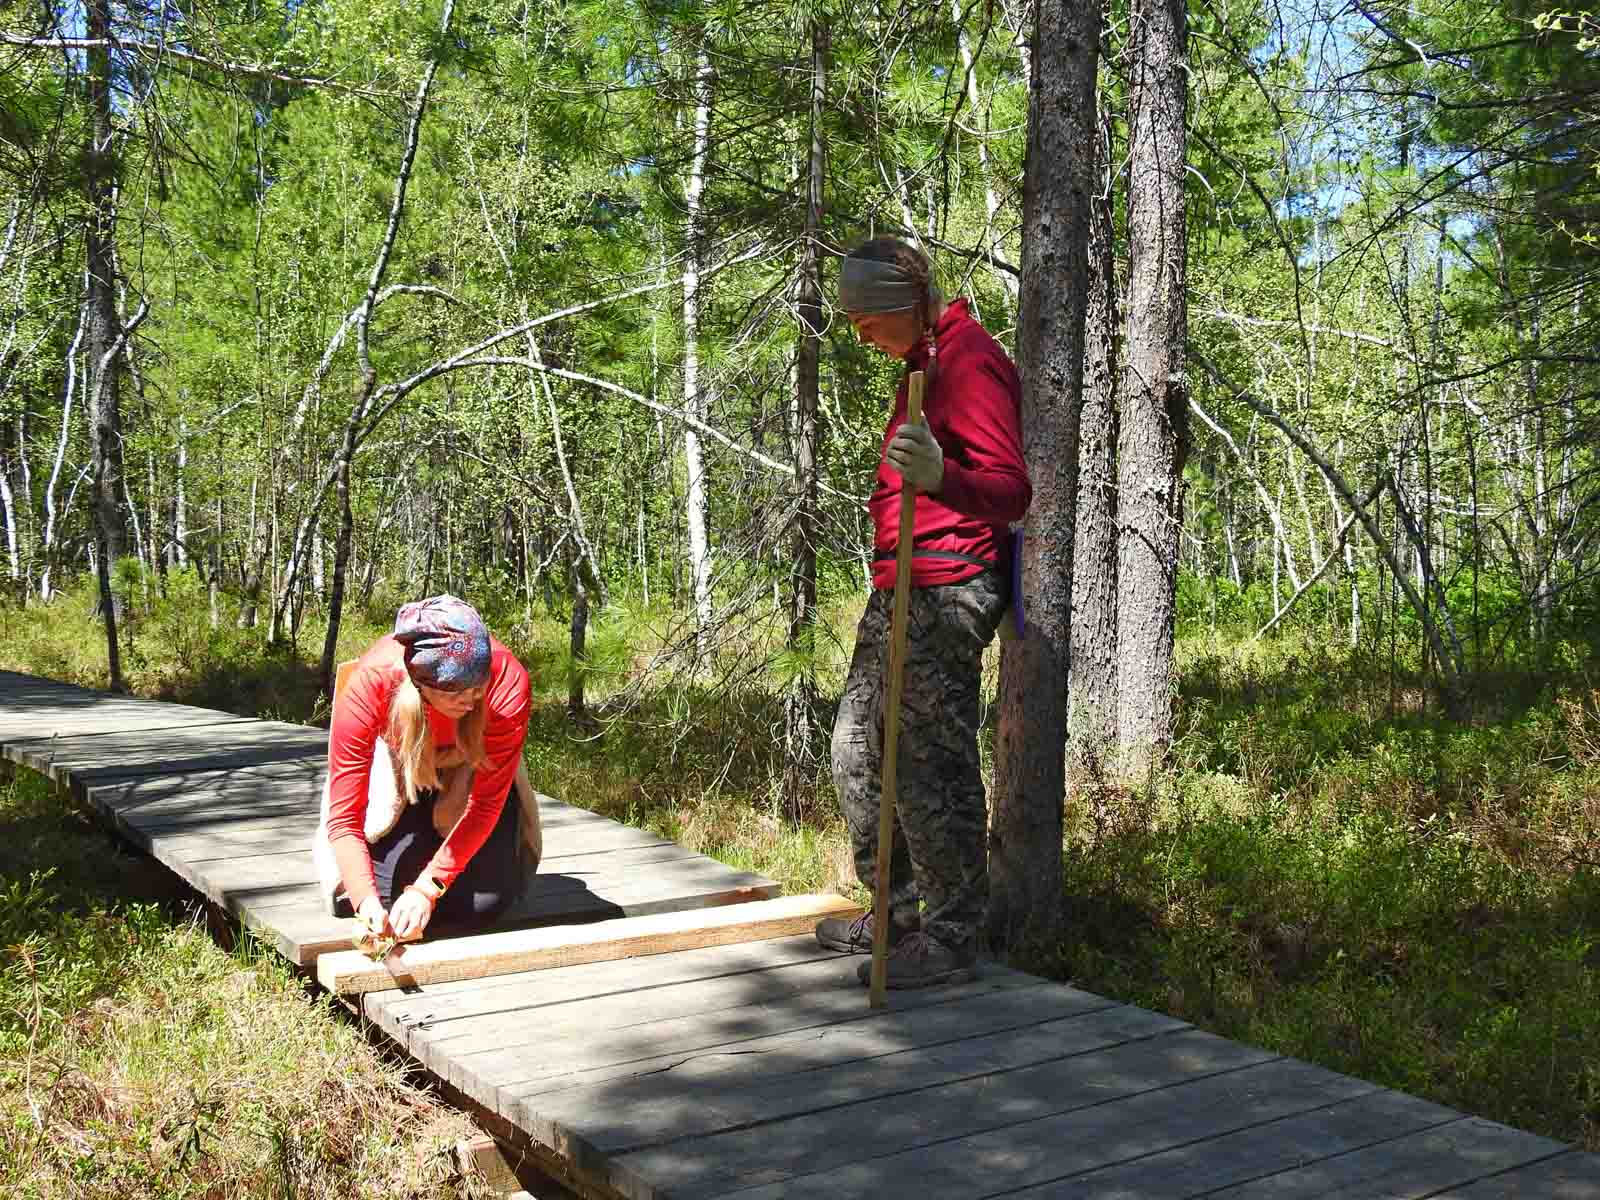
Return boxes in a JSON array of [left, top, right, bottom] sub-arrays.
[[831, 569, 1006, 951]]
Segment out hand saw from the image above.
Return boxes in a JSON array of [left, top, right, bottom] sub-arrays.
[[354, 917, 422, 993]]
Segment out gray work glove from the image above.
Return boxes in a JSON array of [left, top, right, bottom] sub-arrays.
[[886, 421, 945, 494]]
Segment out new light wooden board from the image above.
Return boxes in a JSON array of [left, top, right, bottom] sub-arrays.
[[318, 892, 861, 993]]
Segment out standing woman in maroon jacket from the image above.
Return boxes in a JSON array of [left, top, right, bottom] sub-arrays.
[[814, 237, 1032, 989]]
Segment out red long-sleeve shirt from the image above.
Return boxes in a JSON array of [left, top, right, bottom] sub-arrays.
[[326, 634, 531, 906], [869, 299, 1031, 589]]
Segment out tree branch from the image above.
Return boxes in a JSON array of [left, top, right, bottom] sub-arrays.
[[1252, 481, 1382, 640], [0, 32, 395, 97], [1193, 344, 1467, 694], [409, 356, 862, 504]]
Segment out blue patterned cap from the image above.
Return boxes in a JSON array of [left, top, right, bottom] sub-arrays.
[[393, 594, 491, 690]]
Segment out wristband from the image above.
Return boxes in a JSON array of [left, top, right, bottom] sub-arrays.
[[407, 875, 446, 904]]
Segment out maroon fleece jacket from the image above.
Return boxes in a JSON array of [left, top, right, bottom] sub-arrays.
[[869, 299, 1031, 589]]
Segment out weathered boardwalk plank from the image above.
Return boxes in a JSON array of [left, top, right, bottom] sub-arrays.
[[0, 670, 778, 965], [1202, 1116, 1569, 1199], [1433, 1152, 1600, 1198], [3, 668, 1599, 1200], [998, 1089, 1461, 1198]]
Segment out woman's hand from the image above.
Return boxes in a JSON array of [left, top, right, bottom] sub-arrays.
[[886, 422, 944, 494], [356, 895, 392, 937], [389, 884, 437, 940], [353, 895, 397, 958]]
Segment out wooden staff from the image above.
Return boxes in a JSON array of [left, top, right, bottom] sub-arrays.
[[870, 369, 925, 1008]]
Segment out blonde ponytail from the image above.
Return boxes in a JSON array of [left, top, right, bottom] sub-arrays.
[[386, 671, 489, 804]]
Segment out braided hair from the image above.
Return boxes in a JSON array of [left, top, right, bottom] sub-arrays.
[[846, 236, 943, 383]]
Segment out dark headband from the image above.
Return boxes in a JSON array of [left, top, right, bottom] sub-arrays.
[[838, 256, 922, 314]]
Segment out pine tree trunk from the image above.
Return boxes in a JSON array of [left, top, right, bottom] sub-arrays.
[[1114, 0, 1187, 779], [1068, 104, 1119, 776], [989, 0, 1101, 962], [84, 0, 125, 687], [782, 20, 826, 821]]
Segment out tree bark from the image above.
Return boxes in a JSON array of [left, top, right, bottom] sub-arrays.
[[781, 20, 826, 821], [84, 0, 126, 574], [568, 546, 590, 721], [1068, 102, 1119, 772], [172, 416, 188, 567], [989, 0, 1101, 962], [1114, 0, 1188, 778], [0, 461, 16, 587], [83, 0, 127, 688]]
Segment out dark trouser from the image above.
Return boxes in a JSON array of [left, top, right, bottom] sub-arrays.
[[831, 569, 1006, 951], [369, 788, 526, 930]]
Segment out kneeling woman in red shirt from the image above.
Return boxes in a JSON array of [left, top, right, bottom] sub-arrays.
[[315, 595, 534, 943]]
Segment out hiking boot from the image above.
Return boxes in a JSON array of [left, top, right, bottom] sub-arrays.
[[854, 932, 977, 989], [816, 912, 912, 955]]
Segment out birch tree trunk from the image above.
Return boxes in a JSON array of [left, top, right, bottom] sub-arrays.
[[952, 0, 1019, 311], [781, 20, 826, 820], [239, 470, 264, 627], [172, 416, 188, 567], [0, 465, 16, 588], [1115, 0, 1188, 777], [681, 45, 716, 651], [989, 0, 1101, 961], [40, 294, 88, 601]]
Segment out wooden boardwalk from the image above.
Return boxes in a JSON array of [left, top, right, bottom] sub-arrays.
[[6, 668, 1600, 1199]]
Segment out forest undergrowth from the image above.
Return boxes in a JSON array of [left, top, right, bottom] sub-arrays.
[[0, 767, 489, 1200], [6, 575, 1600, 1169]]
